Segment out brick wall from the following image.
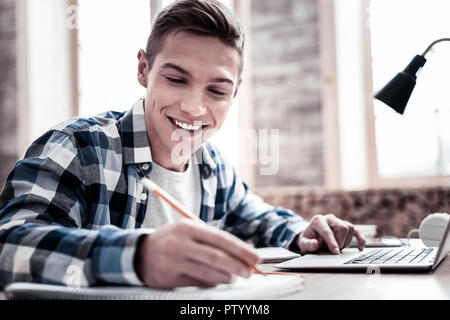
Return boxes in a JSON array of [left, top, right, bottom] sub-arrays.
[[258, 186, 450, 238], [251, 0, 323, 187], [0, 0, 17, 187]]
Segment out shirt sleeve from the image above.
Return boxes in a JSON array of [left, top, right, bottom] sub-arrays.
[[0, 130, 147, 288], [211, 146, 310, 249]]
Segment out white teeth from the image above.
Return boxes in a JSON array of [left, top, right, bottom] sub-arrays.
[[174, 119, 201, 131]]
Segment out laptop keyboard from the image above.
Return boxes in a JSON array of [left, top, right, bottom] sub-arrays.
[[345, 248, 435, 265]]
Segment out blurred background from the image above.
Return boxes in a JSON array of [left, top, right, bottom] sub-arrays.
[[0, 0, 449, 237]]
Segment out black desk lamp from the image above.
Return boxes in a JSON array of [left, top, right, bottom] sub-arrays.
[[374, 38, 450, 115]]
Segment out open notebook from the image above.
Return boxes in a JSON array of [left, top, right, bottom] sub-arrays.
[[5, 274, 304, 300]]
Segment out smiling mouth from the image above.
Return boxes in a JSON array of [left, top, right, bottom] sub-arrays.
[[167, 116, 209, 134]]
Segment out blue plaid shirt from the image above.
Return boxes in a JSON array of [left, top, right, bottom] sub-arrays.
[[0, 98, 308, 288]]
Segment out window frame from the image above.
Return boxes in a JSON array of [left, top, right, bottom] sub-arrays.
[[361, 0, 450, 190], [15, 0, 79, 157]]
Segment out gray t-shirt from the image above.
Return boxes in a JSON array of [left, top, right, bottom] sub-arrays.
[[142, 156, 201, 229]]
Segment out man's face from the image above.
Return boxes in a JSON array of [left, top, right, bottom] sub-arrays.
[[138, 31, 242, 170]]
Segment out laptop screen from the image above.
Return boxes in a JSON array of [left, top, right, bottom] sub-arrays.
[[432, 218, 450, 270]]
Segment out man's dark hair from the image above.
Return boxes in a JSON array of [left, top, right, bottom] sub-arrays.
[[145, 0, 245, 77]]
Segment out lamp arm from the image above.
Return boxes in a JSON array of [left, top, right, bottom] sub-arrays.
[[421, 38, 450, 56]]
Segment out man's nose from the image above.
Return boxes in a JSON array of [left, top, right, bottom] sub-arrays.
[[180, 91, 207, 117]]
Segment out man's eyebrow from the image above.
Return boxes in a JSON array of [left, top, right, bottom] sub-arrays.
[[161, 63, 235, 85], [211, 77, 235, 85], [161, 63, 191, 76]]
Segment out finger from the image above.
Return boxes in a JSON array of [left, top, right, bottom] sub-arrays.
[[183, 241, 252, 278], [342, 222, 355, 249], [169, 274, 219, 289], [185, 221, 260, 267], [353, 229, 366, 251], [299, 237, 319, 254], [310, 216, 340, 254], [180, 258, 234, 287], [326, 216, 349, 250]]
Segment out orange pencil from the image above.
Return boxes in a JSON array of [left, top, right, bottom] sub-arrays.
[[141, 177, 265, 275]]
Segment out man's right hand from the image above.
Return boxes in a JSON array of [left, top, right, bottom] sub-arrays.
[[134, 219, 260, 289]]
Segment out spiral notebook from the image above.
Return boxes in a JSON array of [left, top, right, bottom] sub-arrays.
[[5, 274, 304, 300]]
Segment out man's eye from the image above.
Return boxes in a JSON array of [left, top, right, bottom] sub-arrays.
[[208, 88, 226, 96], [166, 76, 186, 84]]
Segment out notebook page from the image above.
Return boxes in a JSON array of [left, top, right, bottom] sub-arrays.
[[5, 274, 304, 300], [174, 274, 304, 300]]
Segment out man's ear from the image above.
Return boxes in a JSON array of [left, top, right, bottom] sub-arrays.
[[137, 49, 149, 88], [233, 79, 243, 99]]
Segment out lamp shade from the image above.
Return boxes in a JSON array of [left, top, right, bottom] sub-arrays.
[[374, 55, 427, 114]]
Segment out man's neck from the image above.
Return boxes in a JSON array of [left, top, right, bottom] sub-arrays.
[[144, 123, 191, 172], [151, 153, 189, 172]]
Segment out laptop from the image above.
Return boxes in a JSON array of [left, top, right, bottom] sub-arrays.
[[274, 218, 450, 272]]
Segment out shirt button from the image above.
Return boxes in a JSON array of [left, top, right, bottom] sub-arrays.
[[140, 193, 147, 201], [142, 163, 150, 171], [201, 165, 211, 178]]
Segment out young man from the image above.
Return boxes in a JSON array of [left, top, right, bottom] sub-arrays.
[[0, 0, 365, 289]]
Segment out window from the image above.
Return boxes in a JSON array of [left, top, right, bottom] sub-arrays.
[[77, 0, 150, 117], [20, 0, 77, 148], [369, 0, 450, 179], [335, 0, 450, 190]]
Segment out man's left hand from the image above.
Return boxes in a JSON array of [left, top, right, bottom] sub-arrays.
[[297, 214, 366, 255]]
